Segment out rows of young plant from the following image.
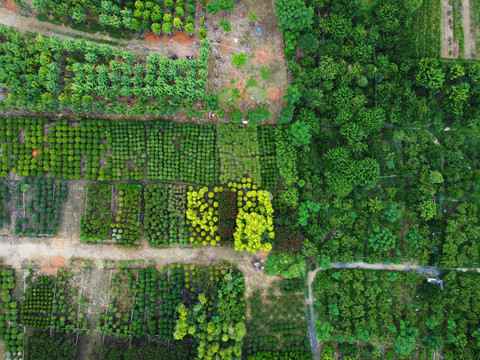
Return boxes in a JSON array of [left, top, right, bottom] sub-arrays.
[[111, 184, 143, 247], [313, 269, 480, 359], [13, 178, 67, 236], [244, 279, 310, 357], [0, 181, 9, 230], [144, 183, 188, 247], [81, 183, 112, 243], [0, 266, 22, 360], [185, 180, 274, 252], [217, 125, 278, 190], [0, 26, 210, 115], [0, 179, 69, 237], [96, 263, 246, 359], [32, 0, 235, 38], [21, 264, 90, 336], [0, 118, 221, 184]]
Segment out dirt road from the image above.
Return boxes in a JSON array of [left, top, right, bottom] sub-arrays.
[[463, 0, 476, 58], [442, 0, 460, 58]]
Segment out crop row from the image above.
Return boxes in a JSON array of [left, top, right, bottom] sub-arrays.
[[245, 279, 310, 356], [0, 26, 210, 115], [0, 266, 22, 360], [0, 118, 220, 185], [0, 179, 68, 237], [217, 125, 278, 189]]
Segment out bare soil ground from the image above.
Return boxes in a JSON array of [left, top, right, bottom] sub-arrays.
[[206, 0, 288, 123], [442, 0, 460, 58], [462, 0, 477, 58]]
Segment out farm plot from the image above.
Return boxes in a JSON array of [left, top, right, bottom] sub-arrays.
[[13, 178, 67, 236], [0, 266, 22, 360], [0, 26, 210, 116], [244, 278, 310, 356], [96, 263, 246, 358], [0, 263, 90, 360], [313, 269, 480, 359], [80, 183, 112, 243], [414, 0, 442, 57], [0, 118, 222, 185], [186, 180, 274, 252], [31, 0, 235, 39], [143, 183, 188, 248], [110, 184, 143, 247], [217, 125, 261, 186]]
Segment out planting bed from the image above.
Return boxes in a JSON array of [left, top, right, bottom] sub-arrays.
[[0, 118, 224, 185], [80, 183, 112, 243], [13, 178, 67, 236], [0, 26, 211, 115], [143, 183, 188, 247], [111, 184, 143, 247], [244, 278, 309, 356]]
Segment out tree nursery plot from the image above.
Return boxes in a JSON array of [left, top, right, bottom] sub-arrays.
[[0, 118, 222, 184], [31, 0, 236, 38], [80, 183, 112, 243], [0, 263, 90, 360], [143, 183, 188, 247], [244, 278, 310, 356], [13, 178, 67, 236], [0, 25, 211, 116], [313, 269, 480, 359], [96, 263, 247, 359]]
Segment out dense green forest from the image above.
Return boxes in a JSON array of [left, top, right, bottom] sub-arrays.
[[313, 269, 480, 359], [273, 0, 480, 268]]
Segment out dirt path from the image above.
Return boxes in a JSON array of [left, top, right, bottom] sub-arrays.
[[442, 0, 460, 58], [462, 0, 476, 58], [305, 270, 319, 360]]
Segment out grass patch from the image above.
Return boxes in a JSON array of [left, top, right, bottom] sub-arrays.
[[413, 0, 442, 57]]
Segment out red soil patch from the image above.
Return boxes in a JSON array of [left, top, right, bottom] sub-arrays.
[[4, 0, 18, 11], [39, 255, 66, 275], [219, 39, 236, 55], [144, 32, 194, 45], [267, 87, 283, 102], [41, 267, 57, 275], [253, 46, 275, 64], [50, 255, 66, 268], [31, 149, 38, 158]]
